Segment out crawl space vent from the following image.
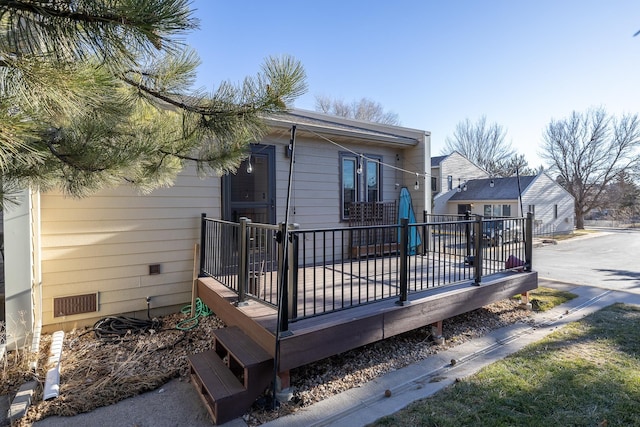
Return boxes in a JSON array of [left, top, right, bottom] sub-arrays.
[[54, 293, 98, 317]]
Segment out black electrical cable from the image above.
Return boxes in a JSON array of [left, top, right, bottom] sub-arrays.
[[70, 299, 213, 350], [92, 316, 162, 342]]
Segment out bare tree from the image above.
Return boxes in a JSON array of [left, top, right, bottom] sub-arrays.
[[314, 95, 400, 125], [541, 107, 640, 229], [488, 154, 537, 177], [443, 116, 515, 175]]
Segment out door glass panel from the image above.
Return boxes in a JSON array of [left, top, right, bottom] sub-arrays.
[[366, 159, 379, 202], [342, 158, 356, 218], [230, 155, 269, 203], [224, 145, 275, 224]]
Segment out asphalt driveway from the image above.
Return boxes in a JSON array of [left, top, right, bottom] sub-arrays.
[[534, 228, 640, 293]]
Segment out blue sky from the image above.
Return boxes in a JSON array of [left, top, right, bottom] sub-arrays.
[[184, 1, 640, 168]]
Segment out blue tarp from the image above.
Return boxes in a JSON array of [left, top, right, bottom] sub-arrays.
[[398, 187, 422, 255]]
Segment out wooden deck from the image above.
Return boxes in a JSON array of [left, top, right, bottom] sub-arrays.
[[197, 269, 538, 372]]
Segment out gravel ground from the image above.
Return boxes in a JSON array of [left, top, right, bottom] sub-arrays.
[[248, 298, 534, 425], [9, 297, 534, 426]]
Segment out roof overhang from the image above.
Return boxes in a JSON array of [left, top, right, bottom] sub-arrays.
[[264, 109, 426, 148]]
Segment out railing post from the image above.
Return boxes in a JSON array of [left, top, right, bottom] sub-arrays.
[[525, 212, 533, 271], [396, 217, 409, 305], [473, 215, 483, 285], [277, 222, 289, 333], [465, 210, 471, 260], [287, 224, 299, 324], [199, 213, 207, 277], [422, 211, 429, 255], [237, 217, 251, 306]]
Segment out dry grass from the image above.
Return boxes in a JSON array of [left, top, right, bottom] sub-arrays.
[[17, 312, 225, 425], [1, 314, 40, 397], [1, 287, 573, 426]]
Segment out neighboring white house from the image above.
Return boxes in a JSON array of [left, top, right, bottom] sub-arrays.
[[446, 173, 575, 234], [2, 109, 431, 346], [430, 152, 490, 215]]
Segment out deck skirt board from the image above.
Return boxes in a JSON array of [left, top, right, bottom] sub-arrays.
[[197, 271, 538, 372]]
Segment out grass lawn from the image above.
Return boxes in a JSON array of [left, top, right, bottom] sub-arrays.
[[372, 303, 640, 427], [518, 286, 577, 312]]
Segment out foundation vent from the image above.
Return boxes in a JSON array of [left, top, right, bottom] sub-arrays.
[[54, 293, 98, 317]]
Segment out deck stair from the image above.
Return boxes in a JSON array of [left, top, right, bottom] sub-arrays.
[[188, 326, 273, 424]]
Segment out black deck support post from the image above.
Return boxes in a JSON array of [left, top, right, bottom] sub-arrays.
[[397, 217, 409, 305], [422, 211, 429, 255], [237, 217, 251, 306], [473, 215, 483, 285], [277, 222, 290, 334], [287, 224, 299, 326], [525, 212, 533, 271], [199, 213, 207, 277]]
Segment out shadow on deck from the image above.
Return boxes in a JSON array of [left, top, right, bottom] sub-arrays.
[[197, 270, 538, 372]]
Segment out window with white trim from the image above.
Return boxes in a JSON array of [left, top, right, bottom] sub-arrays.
[[484, 204, 512, 217]]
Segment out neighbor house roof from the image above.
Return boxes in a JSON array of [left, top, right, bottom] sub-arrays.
[[430, 155, 447, 167], [448, 176, 537, 201]]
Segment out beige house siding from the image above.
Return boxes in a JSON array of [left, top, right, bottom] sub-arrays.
[[40, 165, 220, 330], [267, 131, 429, 229], [34, 111, 430, 331], [402, 138, 430, 217]]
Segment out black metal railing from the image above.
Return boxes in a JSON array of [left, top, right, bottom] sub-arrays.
[[199, 213, 533, 332], [199, 215, 281, 306]]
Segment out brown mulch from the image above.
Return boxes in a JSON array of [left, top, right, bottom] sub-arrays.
[[5, 297, 535, 426]]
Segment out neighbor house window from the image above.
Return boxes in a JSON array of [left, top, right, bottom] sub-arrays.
[[431, 177, 437, 192], [447, 175, 453, 191], [528, 204, 535, 216], [340, 153, 382, 220], [484, 204, 511, 217], [554, 204, 558, 219]]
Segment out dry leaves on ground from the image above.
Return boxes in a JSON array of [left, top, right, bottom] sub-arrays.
[[14, 297, 534, 426]]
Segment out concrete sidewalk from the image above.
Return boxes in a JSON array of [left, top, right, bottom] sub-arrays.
[[28, 279, 638, 427]]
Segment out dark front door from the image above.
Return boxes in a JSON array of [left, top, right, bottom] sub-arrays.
[[458, 204, 472, 215], [223, 144, 276, 224]]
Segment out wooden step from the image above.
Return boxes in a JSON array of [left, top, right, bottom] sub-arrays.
[[213, 326, 272, 388], [189, 349, 244, 422], [189, 326, 274, 424]]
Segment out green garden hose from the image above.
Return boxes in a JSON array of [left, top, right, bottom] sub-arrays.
[[176, 298, 213, 330]]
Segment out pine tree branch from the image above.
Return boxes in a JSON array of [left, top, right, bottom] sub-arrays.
[[157, 149, 199, 162], [2, 0, 186, 32], [119, 74, 267, 116], [44, 139, 107, 173]]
